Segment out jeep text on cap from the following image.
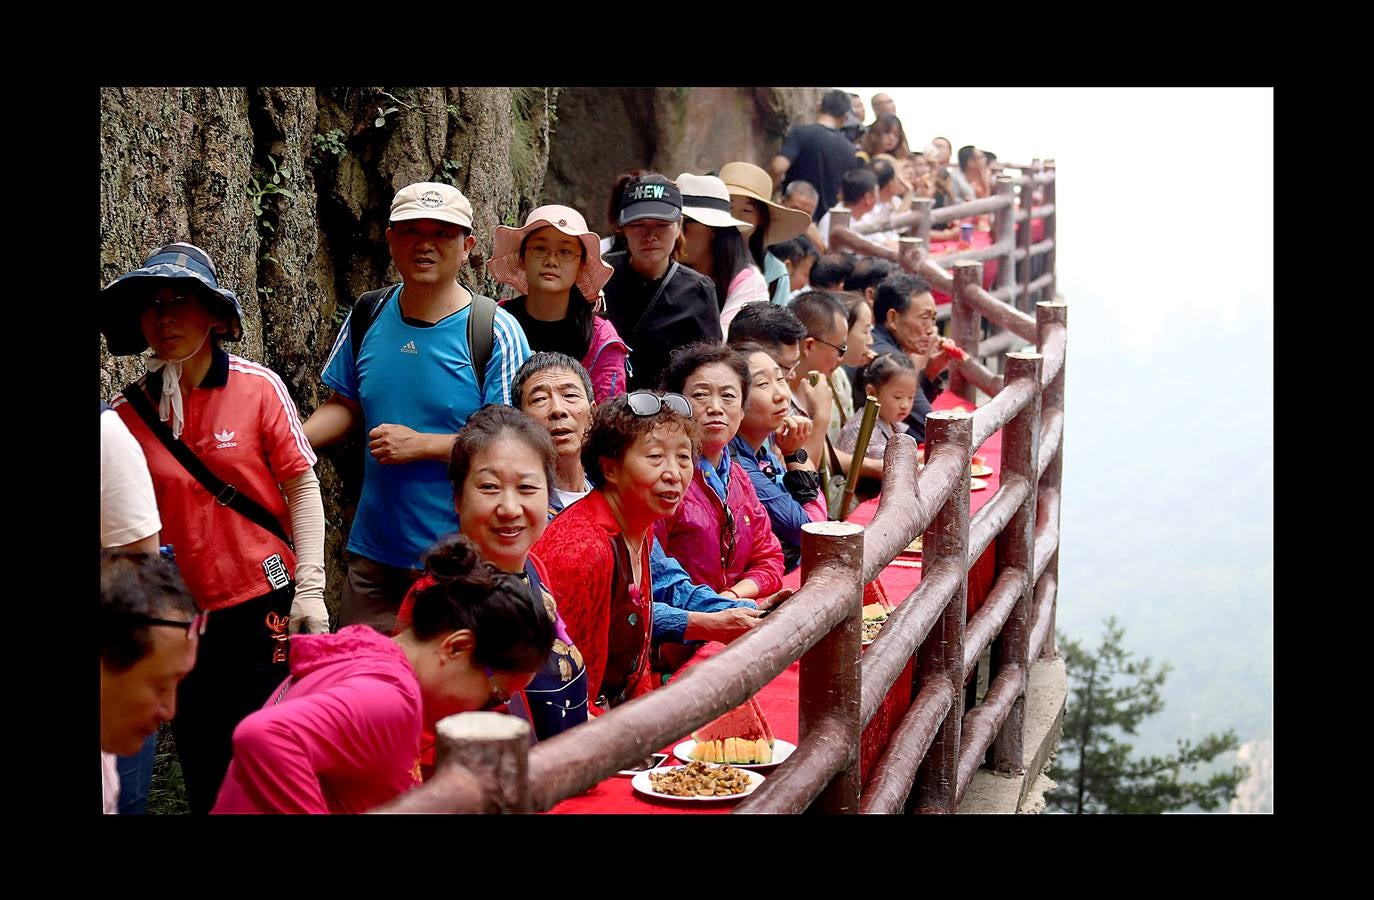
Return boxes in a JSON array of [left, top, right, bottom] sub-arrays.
[[420, 190, 444, 208]]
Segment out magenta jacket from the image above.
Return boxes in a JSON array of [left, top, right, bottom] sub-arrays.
[[212, 626, 423, 814], [584, 315, 630, 403], [654, 461, 785, 598]]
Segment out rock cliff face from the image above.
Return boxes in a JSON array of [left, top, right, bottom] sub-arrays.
[[542, 87, 824, 233], [100, 85, 815, 614]]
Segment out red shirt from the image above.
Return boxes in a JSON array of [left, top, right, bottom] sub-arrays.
[[112, 348, 316, 611], [533, 490, 656, 711]]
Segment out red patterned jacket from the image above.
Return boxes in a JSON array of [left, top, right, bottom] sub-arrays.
[[533, 490, 655, 712]]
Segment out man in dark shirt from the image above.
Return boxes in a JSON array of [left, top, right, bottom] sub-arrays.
[[769, 89, 861, 223], [600, 174, 721, 391], [870, 273, 958, 443]]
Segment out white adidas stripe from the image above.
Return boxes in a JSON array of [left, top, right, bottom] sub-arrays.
[[492, 309, 527, 405], [229, 356, 318, 465], [321, 311, 353, 373]]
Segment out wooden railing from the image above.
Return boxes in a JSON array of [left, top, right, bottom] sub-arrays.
[[833, 161, 1057, 374], [372, 182, 1067, 818]]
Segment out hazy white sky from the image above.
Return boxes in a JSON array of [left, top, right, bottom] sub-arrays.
[[843, 87, 1274, 345]]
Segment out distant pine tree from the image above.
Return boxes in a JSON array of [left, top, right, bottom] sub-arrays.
[[1048, 618, 1247, 814]]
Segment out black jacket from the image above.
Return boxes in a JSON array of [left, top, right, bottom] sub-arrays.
[[602, 252, 722, 392]]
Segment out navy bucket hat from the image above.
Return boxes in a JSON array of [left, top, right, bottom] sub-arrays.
[[99, 242, 245, 356]]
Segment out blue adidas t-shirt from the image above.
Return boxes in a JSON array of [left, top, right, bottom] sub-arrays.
[[322, 289, 532, 568]]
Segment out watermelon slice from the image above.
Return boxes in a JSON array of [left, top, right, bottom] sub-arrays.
[[692, 696, 774, 748]]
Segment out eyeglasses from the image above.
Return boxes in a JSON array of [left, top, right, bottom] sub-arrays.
[[720, 506, 737, 572], [814, 337, 847, 356], [119, 611, 208, 640], [480, 664, 512, 711], [626, 390, 693, 419], [525, 246, 581, 263], [776, 357, 801, 378]]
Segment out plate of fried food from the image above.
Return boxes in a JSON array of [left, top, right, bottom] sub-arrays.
[[633, 760, 765, 802], [970, 455, 994, 478], [862, 602, 889, 646]]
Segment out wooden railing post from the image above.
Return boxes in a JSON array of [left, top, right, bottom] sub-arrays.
[[898, 236, 924, 274], [990, 352, 1043, 774], [910, 196, 933, 249], [948, 261, 983, 403], [433, 711, 531, 813], [911, 410, 972, 813], [798, 520, 865, 813], [1016, 174, 1034, 315], [1035, 302, 1068, 661], [993, 175, 1017, 305], [829, 205, 851, 238], [1043, 161, 1056, 298]]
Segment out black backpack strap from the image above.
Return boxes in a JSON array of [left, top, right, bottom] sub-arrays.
[[466, 291, 497, 397], [350, 284, 399, 364], [121, 382, 294, 549]]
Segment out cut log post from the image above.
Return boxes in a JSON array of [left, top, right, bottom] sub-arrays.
[[898, 236, 924, 275], [912, 196, 932, 248], [990, 353, 1043, 774], [798, 520, 866, 813], [1017, 175, 1035, 314], [433, 711, 532, 814], [1035, 302, 1068, 661], [1043, 162, 1056, 299], [948, 261, 983, 403], [993, 175, 1017, 322], [911, 410, 972, 813]]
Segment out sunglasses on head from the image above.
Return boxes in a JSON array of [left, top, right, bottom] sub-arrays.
[[626, 391, 693, 419]]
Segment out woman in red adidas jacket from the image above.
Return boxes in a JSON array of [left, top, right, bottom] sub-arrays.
[[100, 242, 328, 814]]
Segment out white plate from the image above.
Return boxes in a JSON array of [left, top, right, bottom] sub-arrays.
[[632, 765, 765, 802], [970, 464, 994, 478], [970, 477, 989, 491], [672, 738, 797, 770]]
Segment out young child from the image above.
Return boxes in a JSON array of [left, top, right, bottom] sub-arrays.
[[837, 352, 919, 461]]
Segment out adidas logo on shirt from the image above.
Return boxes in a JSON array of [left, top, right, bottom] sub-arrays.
[[400, 340, 419, 355], [214, 429, 238, 449]]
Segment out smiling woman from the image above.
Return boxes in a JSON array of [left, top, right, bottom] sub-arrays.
[[395, 404, 589, 753]]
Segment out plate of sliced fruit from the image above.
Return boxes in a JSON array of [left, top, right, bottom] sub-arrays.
[[673, 737, 796, 770]]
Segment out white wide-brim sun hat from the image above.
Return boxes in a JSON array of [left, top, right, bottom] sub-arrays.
[[675, 173, 755, 233]]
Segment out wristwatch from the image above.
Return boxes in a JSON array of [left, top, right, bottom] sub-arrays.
[[783, 448, 808, 464]]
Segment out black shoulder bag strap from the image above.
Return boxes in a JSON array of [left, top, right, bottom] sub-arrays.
[[350, 284, 400, 365], [465, 289, 497, 396], [627, 260, 679, 345], [120, 382, 293, 549]]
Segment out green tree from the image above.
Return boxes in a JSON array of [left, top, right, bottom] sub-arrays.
[[1048, 618, 1247, 814]]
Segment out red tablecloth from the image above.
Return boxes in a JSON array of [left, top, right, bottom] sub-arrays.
[[548, 393, 1000, 813], [930, 215, 1046, 305]]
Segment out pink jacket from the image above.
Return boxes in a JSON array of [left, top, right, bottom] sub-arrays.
[[584, 315, 630, 403], [654, 461, 785, 597], [212, 626, 423, 814]]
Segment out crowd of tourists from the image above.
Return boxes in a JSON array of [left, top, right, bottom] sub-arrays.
[[99, 87, 1000, 814]]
